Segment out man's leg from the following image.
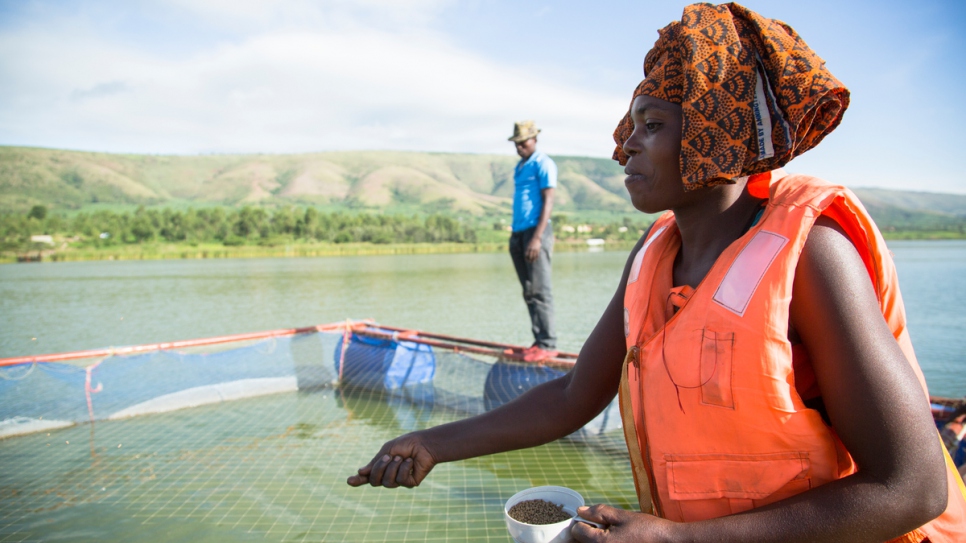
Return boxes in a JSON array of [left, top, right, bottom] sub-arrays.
[[508, 229, 531, 339], [509, 227, 557, 350], [528, 226, 556, 350], [509, 228, 528, 285]]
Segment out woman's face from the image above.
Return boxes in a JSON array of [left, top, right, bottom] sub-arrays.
[[622, 94, 690, 214]]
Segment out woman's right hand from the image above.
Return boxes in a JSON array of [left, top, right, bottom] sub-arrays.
[[346, 432, 439, 489]]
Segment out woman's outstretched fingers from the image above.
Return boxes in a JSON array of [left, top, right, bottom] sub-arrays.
[[347, 433, 439, 489], [382, 456, 404, 488], [346, 458, 376, 486], [398, 458, 416, 487], [368, 454, 393, 486]]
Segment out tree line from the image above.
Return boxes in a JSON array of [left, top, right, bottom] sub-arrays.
[[1, 205, 478, 249]]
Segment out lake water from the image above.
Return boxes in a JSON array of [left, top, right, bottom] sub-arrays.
[[0, 249, 640, 542], [1, 240, 964, 396], [0, 241, 964, 541]]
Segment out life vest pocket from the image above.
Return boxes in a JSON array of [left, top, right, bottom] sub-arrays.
[[700, 329, 734, 408], [666, 452, 811, 521], [661, 328, 735, 409]]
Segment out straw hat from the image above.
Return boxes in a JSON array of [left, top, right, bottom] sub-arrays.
[[508, 120, 541, 142]]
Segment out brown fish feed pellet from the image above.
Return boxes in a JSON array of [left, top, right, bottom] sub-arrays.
[[508, 498, 572, 525]]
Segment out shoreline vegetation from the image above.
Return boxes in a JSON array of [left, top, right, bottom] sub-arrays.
[[5, 239, 643, 264], [1, 205, 651, 263], [3, 208, 963, 264]]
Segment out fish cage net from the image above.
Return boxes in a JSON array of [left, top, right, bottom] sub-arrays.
[[0, 325, 634, 542]]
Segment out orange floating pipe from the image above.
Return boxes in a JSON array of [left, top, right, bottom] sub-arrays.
[[0, 321, 365, 367]]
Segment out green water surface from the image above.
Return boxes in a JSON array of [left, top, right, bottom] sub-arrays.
[[0, 385, 635, 542], [1, 243, 964, 541]]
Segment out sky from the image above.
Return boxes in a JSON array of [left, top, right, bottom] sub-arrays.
[[0, 0, 964, 193]]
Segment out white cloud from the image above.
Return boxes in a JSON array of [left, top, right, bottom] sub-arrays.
[[0, 0, 964, 194], [0, 0, 627, 157], [159, 0, 457, 28], [71, 81, 130, 101]]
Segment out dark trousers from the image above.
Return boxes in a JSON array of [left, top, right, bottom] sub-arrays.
[[509, 226, 556, 349]]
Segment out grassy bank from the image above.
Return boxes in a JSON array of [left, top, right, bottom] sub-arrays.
[[2, 238, 641, 263], [878, 230, 966, 240], [2, 231, 962, 264], [1, 204, 653, 263], [3, 206, 960, 264]]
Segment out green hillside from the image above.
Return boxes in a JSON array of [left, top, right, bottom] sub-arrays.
[[2, 146, 964, 239], [851, 188, 966, 234], [0, 146, 632, 215]]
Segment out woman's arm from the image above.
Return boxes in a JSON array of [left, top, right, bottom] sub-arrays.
[[346, 232, 649, 489], [574, 217, 948, 543]]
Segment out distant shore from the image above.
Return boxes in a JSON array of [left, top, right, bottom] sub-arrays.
[[4, 233, 964, 264], [1, 239, 643, 264]]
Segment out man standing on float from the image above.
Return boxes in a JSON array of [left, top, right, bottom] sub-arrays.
[[507, 120, 557, 362]]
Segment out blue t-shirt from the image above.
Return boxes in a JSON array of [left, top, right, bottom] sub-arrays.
[[512, 150, 557, 232]]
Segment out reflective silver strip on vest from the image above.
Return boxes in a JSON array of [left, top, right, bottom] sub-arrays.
[[712, 230, 788, 316]]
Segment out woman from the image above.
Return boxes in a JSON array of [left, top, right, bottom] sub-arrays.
[[347, 4, 966, 541]]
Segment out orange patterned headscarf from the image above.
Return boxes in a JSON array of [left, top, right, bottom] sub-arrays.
[[613, 2, 850, 191]]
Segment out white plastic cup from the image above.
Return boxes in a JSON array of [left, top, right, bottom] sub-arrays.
[[503, 485, 600, 543]]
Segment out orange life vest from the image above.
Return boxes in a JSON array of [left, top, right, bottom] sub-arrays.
[[619, 170, 966, 541]]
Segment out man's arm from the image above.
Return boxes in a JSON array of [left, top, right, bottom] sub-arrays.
[[526, 187, 555, 262]]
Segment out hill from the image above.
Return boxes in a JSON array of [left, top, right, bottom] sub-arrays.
[[0, 146, 631, 215], [1, 146, 964, 236], [850, 188, 966, 233]]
